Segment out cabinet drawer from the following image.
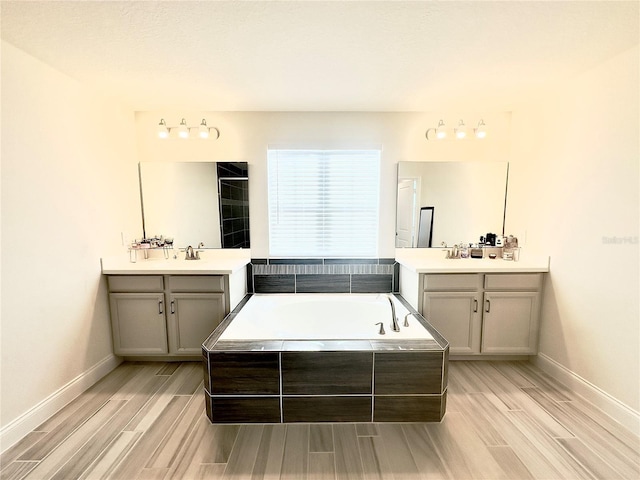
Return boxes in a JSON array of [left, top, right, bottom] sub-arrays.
[[484, 273, 542, 291], [168, 275, 224, 292], [108, 275, 163, 292], [423, 274, 481, 291]]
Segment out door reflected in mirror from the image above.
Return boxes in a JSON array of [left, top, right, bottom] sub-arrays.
[[139, 162, 249, 249], [396, 161, 508, 248]]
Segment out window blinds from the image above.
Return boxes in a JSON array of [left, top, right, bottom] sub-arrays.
[[268, 149, 381, 257]]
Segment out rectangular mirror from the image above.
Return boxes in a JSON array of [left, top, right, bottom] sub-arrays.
[[139, 161, 249, 249], [396, 161, 508, 247]]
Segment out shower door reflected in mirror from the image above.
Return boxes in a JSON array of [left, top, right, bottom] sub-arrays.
[[396, 161, 508, 247]]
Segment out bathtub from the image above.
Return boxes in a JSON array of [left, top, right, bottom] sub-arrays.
[[218, 293, 434, 341], [203, 293, 448, 424]]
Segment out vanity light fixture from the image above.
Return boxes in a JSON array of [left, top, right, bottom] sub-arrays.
[[435, 119, 447, 139], [426, 118, 486, 140], [198, 119, 220, 140], [157, 119, 169, 139], [156, 118, 220, 139], [199, 119, 210, 139], [177, 118, 189, 139], [425, 119, 448, 140], [475, 119, 487, 139], [455, 119, 467, 139]]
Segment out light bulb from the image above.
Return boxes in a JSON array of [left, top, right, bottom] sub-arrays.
[[475, 119, 487, 139], [455, 120, 466, 139], [198, 119, 209, 139], [178, 118, 189, 139], [435, 119, 447, 139], [157, 119, 169, 139]]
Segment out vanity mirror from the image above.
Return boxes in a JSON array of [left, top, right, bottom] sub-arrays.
[[396, 161, 508, 248], [139, 161, 249, 249]]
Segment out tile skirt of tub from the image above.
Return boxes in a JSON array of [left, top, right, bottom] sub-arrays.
[[248, 258, 400, 294], [203, 349, 447, 423]]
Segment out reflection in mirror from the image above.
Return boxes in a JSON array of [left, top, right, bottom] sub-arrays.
[[139, 162, 249, 249], [396, 162, 508, 247]]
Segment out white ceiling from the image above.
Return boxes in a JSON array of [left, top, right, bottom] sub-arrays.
[[1, 1, 638, 112]]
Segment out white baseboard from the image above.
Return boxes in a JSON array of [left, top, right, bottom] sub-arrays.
[[533, 353, 640, 436], [0, 354, 122, 453]]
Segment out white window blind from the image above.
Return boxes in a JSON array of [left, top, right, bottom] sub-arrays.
[[268, 149, 380, 257]]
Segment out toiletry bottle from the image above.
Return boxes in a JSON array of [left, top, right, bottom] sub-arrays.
[[460, 242, 469, 258]]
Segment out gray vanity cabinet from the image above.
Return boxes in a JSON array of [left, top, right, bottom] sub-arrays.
[[423, 292, 482, 354], [422, 273, 542, 356], [481, 274, 542, 354], [108, 274, 227, 358], [108, 276, 168, 355], [422, 274, 483, 355], [166, 276, 226, 355]]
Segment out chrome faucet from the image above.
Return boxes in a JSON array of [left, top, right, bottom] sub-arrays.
[[386, 294, 400, 332], [443, 244, 460, 259], [184, 245, 200, 260], [403, 313, 413, 327]]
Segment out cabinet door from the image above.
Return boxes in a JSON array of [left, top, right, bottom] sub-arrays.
[[109, 293, 168, 355], [423, 292, 481, 354], [168, 293, 226, 355], [482, 292, 540, 354]]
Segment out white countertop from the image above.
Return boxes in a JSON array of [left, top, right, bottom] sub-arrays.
[[101, 248, 251, 275], [395, 248, 550, 273]]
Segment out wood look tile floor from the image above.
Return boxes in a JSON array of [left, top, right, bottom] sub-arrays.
[[2, 361, 639, 479]]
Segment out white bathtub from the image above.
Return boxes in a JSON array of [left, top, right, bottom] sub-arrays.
[[218, 294, 434, 341]]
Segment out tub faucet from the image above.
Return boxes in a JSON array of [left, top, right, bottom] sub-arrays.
[[386, 294, 400, 332]]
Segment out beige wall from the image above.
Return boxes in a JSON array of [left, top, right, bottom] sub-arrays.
[[508, 45, 639, 412], [0, 41, 140, 433], [135, 112, 512, 258]]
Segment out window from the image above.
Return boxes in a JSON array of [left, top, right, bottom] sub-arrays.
[[268, 149, 380, 257]]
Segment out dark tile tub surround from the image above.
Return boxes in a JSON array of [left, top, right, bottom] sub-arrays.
[[208, 352, 280, 395], [253, 274, 295, 294], [282, 352, 373, 395], [202, 293, 449, 424], [249, 258, 399, 294], [283, 397, 372, 423], [296, 274, 351, 293]]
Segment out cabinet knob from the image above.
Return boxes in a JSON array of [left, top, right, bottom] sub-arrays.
[[158, 300, 164, 315], [485, 299, 491, 313]]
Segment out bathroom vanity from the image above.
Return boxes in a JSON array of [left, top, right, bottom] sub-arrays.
[[101, 249, 250, 359], [396, 248, 549, 357]]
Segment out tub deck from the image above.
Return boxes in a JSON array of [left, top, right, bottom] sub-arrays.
[[202, 294, 449, 423]]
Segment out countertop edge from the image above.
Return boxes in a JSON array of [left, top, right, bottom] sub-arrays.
[[101, 268, 241, 275], [395, 254, 550, 274], [100, 256, 250, 275], [407, 265, 550, 273]]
